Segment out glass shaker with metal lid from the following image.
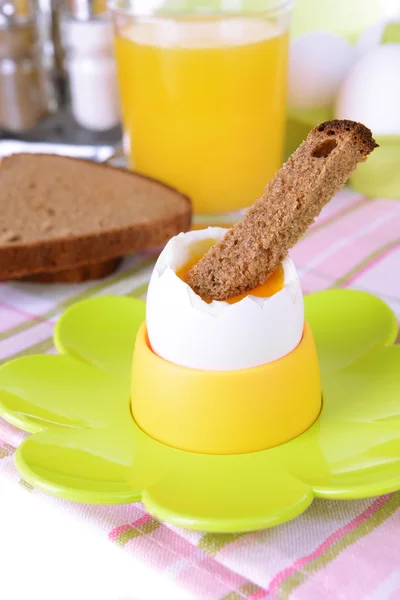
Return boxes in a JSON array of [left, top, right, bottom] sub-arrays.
[[0, 0, 55, 132], [63, 0, 121, 131], [35, 0, 66, 105]]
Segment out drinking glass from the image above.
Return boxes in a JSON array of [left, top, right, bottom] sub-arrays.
[[111, 0, 292, 216]]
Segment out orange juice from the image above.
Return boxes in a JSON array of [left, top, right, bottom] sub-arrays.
[[114, 18, 288, 214]]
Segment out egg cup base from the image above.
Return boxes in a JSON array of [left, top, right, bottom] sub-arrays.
[[131, 322, 322, 455], [1, 291, 400, 532]]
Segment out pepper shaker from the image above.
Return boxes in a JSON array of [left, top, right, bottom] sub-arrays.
[[0, 0, 55, 132], [63, 0, 121, 131]]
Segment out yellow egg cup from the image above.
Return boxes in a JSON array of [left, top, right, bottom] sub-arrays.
[[132, 323, 321, 455]]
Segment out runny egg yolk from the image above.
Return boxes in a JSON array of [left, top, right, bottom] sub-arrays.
[[176, 239, 284, 304]]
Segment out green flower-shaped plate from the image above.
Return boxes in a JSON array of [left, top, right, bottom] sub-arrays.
[[0, 290, 399, 533]]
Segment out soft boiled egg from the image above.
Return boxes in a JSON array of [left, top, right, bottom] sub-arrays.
[[146, 227, 304, 371]]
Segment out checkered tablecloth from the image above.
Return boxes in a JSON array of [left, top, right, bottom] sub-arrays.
[[1, 188, 400, 600]]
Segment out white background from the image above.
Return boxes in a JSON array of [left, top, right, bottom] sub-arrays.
[[0, 478, 191, 600]]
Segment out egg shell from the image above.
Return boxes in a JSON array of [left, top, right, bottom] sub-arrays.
[[288, 31, 354, 111], [336, 44, 400, 135], [146, 227, 304, 371]]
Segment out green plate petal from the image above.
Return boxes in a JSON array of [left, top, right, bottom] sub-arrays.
[[2, 292, 400, 532], [55, 296, 146, 381], [14, 396, 314, 530], [143, 447, 313, 533], [305, 289, 398, 374], [283, 346, 400, 498], [15, 425, 142, 504], [0, 355, 128, 433]]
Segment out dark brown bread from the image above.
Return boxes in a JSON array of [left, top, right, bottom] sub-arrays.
[[19, 258, 122, 283], [187, 120, 377, 301], [0, 153, 192, 280]]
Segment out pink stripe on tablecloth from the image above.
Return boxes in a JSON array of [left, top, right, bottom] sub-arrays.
[[345, 243, 400, 292], [175, 555, 249, 600], [108, 513, 151, 541], [307, 193, 366, 231], [294, 500, 400, 600], [128, 532, 196, 572], [292, 201, 400, 278], [126, 524, 201, 569], [266, 496, 388, 596], [0, 300, 53, 328], [109, 523, 135, 540], [216, 499, 375, 590], [298, 270, 333, 295], [125, 525, 254, 600], [0, 321, 53, 360], [302, 234, 390, 282], [298, 219, 400, 281], [0, 305, 27, 332], [248, 589, 270, 600], [293, 200, 394, 260]]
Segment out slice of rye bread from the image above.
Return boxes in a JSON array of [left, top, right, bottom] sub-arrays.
[[187, 120, 378, 301], [0, 153, 192, 280], [20, 257, 124, 283]]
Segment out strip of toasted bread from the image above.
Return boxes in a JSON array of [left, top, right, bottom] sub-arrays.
[[187, 120, 377, 301], [0, 153, 192, 280]]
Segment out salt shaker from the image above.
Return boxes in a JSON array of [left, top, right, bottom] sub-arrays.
[[0, 0, 53, 132], [64, 0, 121, 131]]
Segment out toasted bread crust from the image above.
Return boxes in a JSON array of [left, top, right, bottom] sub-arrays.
[[0, 154, 192, 280], [0, 215, 191, 280], [19, 258, 123, 283], [187, 120, 377, 301]]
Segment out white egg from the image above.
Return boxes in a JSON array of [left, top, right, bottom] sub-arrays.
[[336, 44, 400, 135], [288, 31, 354, 110], [146, 227, 304, 371]]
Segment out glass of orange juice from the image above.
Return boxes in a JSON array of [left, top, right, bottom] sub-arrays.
[[111, 1, 292, 216]]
